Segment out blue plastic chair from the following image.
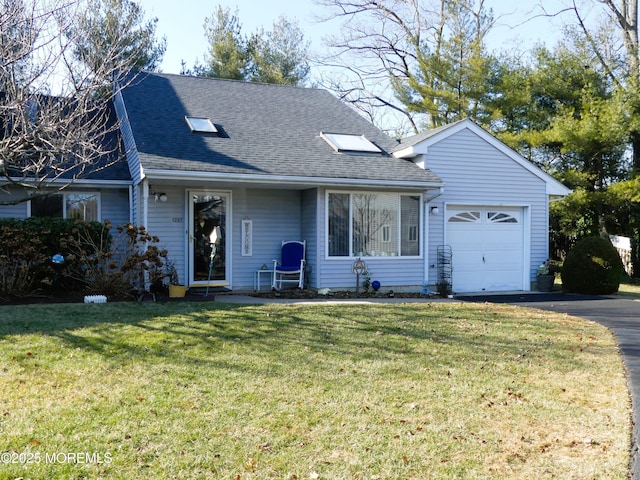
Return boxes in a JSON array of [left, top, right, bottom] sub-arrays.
[[272, 240, 306, 289]]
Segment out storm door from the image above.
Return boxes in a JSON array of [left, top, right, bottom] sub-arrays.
[[189, 192, 229, 287]]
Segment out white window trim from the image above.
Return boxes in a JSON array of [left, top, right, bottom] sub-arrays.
[[325, 190, 423, 260]]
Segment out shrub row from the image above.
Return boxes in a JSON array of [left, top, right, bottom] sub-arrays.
[[0, 218, 107, 301], [0, 218, 166, 302]]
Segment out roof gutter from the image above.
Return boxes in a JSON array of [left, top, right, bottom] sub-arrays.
[[2, 177, 133, 188], [142, 169, 443, 190]]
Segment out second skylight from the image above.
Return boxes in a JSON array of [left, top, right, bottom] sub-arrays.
[[185, 116, 218, 133], [321, 132, 382, 153]]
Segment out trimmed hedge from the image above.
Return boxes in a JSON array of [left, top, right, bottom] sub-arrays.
[[561, 236, 624, 295]]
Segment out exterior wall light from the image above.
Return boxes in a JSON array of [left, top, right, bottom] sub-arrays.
[[150, 187, 168, 202]]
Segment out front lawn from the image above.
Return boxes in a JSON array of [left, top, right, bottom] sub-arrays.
[[0, 301, 630, 479]]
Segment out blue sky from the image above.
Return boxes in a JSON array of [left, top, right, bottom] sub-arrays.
[[136, 0, 566, 75]]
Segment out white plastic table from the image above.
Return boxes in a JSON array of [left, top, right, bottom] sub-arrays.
[[254, 269, 273, 291]]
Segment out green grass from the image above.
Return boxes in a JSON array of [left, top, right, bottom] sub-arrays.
[[0, 301, 630, 479], [616, 281, 640, 300]]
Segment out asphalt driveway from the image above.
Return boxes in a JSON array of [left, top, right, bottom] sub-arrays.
[[458, 292, 640, 479]]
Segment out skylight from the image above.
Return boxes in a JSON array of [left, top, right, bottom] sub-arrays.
[[185, 116, 218, 133], [320, 132, 382, 153]]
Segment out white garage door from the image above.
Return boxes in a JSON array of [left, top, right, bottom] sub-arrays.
[[446, 206, 524, 293]]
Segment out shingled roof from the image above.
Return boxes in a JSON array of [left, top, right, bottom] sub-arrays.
[[119, 72, 441, 188]]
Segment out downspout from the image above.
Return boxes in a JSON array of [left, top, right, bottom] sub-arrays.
[[128, 184, 134, 224], [142, 180, 150, 231], [422, 186, 445, 294], [140, 180, 151, 291]]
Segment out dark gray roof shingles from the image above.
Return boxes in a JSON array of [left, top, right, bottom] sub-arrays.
[[120, 72, 441, 186]]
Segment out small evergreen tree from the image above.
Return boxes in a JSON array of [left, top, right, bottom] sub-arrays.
[[561, 236, 624, 295]]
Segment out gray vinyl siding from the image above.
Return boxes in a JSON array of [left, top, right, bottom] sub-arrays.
[[424, 128, 548, 288], [144, 187, 302, 290], [301, 189, 319, 288], [145, 185, 189, 287], [319, 257, 424, 291], [232, 189, 302, 289], [100, 189, 130, 226], [0, 194, 27, 218], [143, 184, 429, 291], [316, 188, 425, 291]]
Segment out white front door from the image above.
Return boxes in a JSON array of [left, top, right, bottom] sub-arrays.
[[446, 206, 525, 292], [189, 191, 230, 287]]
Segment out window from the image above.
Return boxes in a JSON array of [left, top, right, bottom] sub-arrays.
[[327, 192, 421, 257], [185, 116, 218, 133], [31, 193, 99, 221], [320, 132, 382, 153], [328, 193, 349, 256]]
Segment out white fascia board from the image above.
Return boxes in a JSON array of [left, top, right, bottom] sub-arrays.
[[69, 179, 133, 187], [143, 169, 442, 190], [393, 144, 429, 159], [4, 177, 132, 188]]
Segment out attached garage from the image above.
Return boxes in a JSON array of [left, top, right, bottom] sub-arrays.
[[393, 119, 571, 294], [446, 206, 527, 293]]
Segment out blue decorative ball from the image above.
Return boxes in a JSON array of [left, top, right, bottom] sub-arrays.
[[371, 280, 381, 291], [52, 254, 65, 264]]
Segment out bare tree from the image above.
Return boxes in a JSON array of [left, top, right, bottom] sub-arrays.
[[0, 0, 141, 206], [314, 0, 497, 134], [314, 0, 424, 134]]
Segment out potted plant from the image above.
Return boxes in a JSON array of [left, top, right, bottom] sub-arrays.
[[166, 260, 187, 298], [437, 281, 452, 298], [536, 260, 555, 292]]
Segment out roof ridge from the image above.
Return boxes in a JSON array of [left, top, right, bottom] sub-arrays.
[[136, 70, 326, 92]]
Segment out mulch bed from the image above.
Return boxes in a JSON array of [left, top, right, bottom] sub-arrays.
[[1, 288, 439, 306], [241, 289, 436, 300]]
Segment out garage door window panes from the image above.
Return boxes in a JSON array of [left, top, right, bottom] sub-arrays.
[[328, 192, 420, 257], [449, 211, 481, 223], [487, 211, 518, 223]]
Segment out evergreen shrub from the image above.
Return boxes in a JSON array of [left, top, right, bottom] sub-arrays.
[[561, 236, 624, 295]]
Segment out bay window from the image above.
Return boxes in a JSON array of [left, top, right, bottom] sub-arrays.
[[328, 192, 421, 257]]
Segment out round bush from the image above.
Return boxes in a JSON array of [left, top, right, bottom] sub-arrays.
[[561, 236, 624, 295]]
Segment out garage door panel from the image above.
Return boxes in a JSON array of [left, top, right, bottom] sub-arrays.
[[446, 206, 524, 293], [452, 271, 485, 292], [484, 250, 521, 265]]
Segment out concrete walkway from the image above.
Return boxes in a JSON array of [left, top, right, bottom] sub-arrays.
[[217, 291, 640, 478], [458, 292, 640, 480]]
